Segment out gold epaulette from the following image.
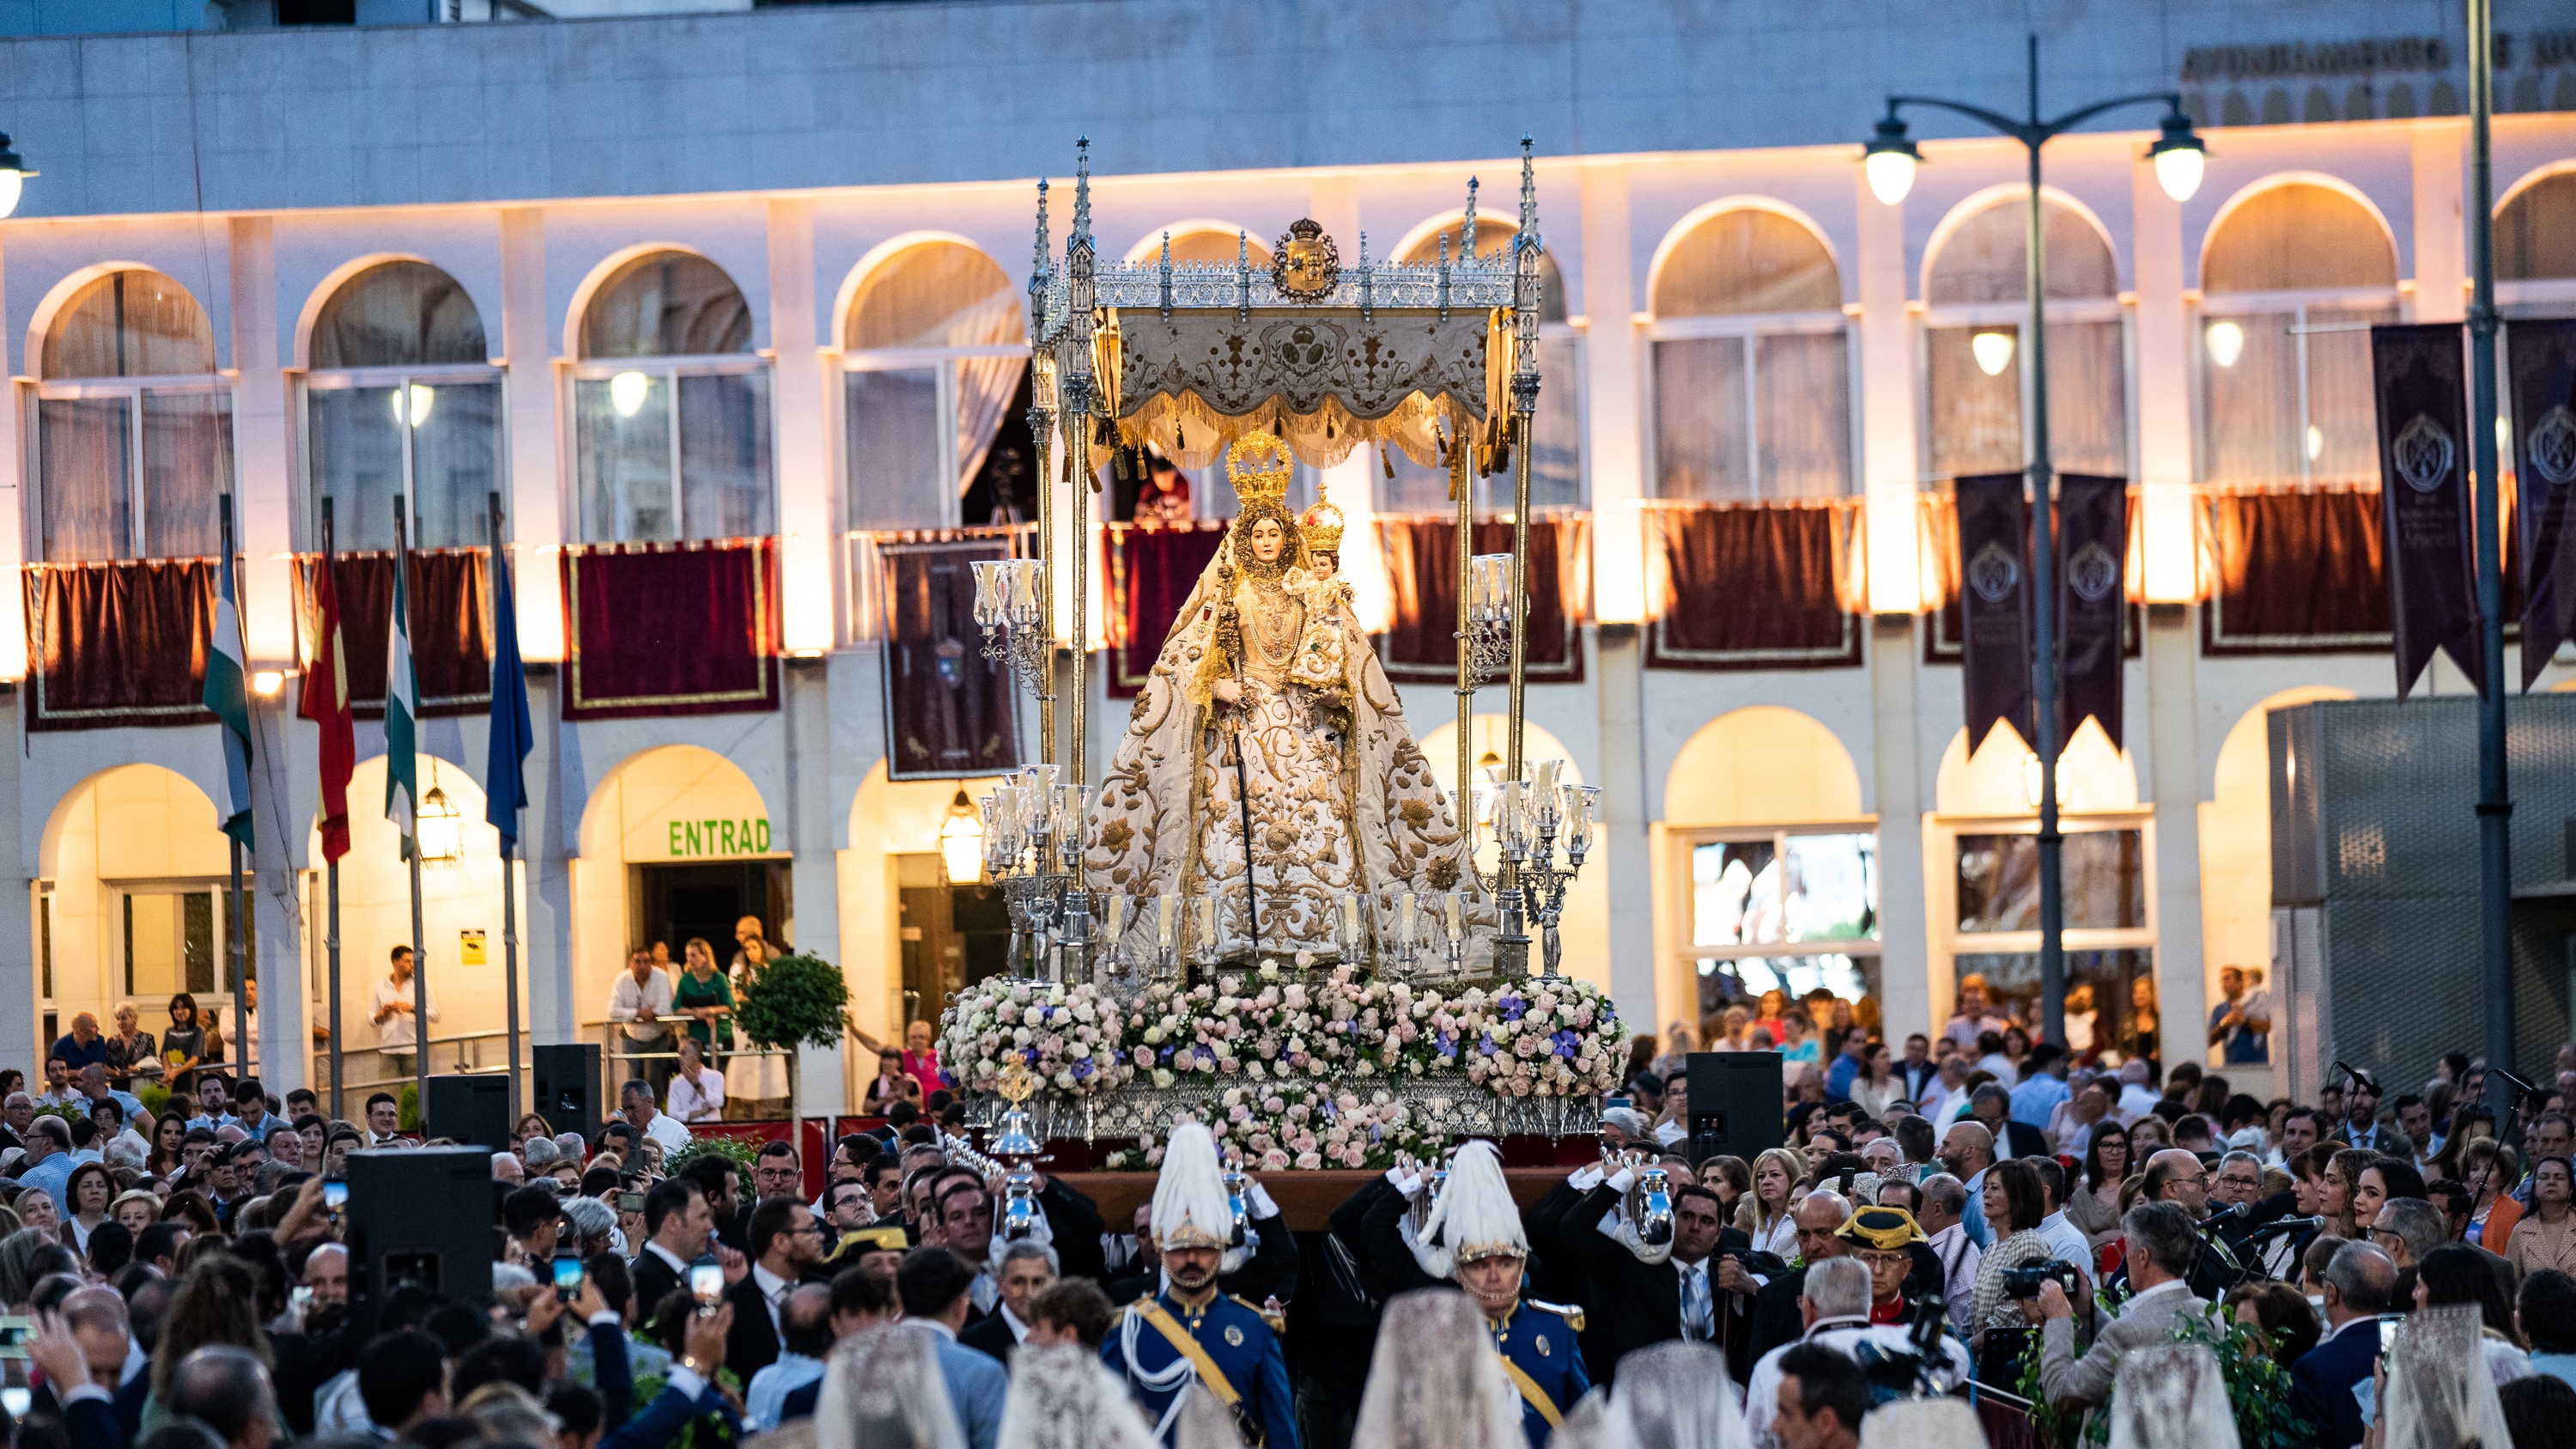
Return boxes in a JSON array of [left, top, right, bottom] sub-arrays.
[[1231, 1294, 1285, 1336], [1524, 1298, 1586, 1333]]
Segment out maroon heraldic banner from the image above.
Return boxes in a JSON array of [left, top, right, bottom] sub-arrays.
[[1106, 521, 1229, 699], [562, 539, 781, 721], [24, 560, 216, 731], [2372, 324, 2483, 698], [2512, 319, 2576, 691], [1954, 474, 2035, 753], [2056, 475, 2129, 752], [879, 538, 1022, 780]]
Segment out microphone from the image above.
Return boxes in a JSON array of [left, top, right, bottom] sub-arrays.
[[2332, 1061, 2381, 1097], [2490, 1068, 2545, 1101], [2243, 1215, 2325, 1238]]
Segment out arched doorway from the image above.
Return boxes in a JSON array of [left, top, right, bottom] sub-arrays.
[[1656, 707, 1875, 1055], [2201, 685, 2353, 1077]]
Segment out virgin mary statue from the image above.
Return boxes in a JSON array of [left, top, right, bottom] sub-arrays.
[[1085, 430, 1463, 960]]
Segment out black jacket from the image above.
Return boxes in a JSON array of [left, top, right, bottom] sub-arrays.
[[1103, 1202, 1301, 1306], [1747, 1257, 1934, 1363], [1036, 1179, 1109, 1285], [630, 1245, 691, 1331], [1991, 1119, 2051, 1161], [959, 1310, 1020, 1365], [1356, 1178, 1452, 1300], [1558, 1183, 1756, 1385], [721, 1272, 785, 1382]]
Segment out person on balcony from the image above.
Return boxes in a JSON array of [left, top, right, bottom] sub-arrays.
[[369, 945, 439, 1085], [668, 1039, 727, 1125], [607, 947, 677, 1096]]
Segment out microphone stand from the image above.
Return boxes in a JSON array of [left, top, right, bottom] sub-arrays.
[[2455, 1069, 2545, 1245]]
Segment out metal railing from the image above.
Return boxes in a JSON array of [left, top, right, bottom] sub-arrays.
[[580, 1020, 804, 1129], [313, 1027, 522, 1099]]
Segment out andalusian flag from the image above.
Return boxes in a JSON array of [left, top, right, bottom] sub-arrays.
[[204, 538, 255, 850], [385, 556, 420, 853]]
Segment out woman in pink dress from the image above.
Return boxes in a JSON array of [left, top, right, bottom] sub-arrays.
[[852, 1018, 946, 1103]]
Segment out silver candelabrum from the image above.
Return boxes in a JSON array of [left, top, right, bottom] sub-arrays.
[[981, 766, 1103, 983], [971, 557, 1053, 701], [1484, 761, 1600, 978], [1461, 551, 1513, 686]]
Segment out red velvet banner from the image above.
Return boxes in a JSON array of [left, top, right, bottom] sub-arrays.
[[292, 551, 491, 719], [562, 539, 781, 721], [1642, 502, 1862, 672], [1104, 521, 1230, 699], [1375, 515, 1589, 685], [24, 560, 216, 732], [878, 538, 1022, 780], [2199, 488, 2393, 655]]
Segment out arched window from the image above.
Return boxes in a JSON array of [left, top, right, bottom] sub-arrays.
[[574, 250, 771, 543], [2500, 171, 2576, 293], [304, 261, 503, 552], [842, 241, 1026, 531], [1379, 218, 1581, 514], [36, 269, 231, 562], [1921, 194, 2127, 483], [2198, 183, 2399, 487], [1649, 207, 1849, 502]]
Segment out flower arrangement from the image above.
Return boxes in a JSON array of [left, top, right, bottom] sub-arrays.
[[940, 964, 1625, 1165], [939, 977, 1133, 1099]]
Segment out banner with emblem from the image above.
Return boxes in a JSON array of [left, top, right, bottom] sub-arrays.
[[1954, 473, 2035, 754], [880, 538, 1023, 780], [2057, 474, 2129, 752], [2512, 319, 2576, 691], [2371, 324, 2484, 699]]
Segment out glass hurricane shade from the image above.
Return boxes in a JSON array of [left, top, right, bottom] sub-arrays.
[[939, 789, 983, 885], [416, 784, 464, 863]]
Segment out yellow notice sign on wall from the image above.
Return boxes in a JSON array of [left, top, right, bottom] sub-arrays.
[[459, 929, 488, 965]]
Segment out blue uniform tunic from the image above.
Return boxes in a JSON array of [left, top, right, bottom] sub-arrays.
[[1106, 1288, 1299, 1449], [1487, 1300, 1589, 1449]]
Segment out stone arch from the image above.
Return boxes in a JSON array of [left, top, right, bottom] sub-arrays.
[[1662, 706, 1859, 825], [2199, 685, 2354, 1015], [1932, 721, 2138, 818]]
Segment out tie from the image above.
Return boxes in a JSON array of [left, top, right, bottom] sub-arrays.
[[1681, 1263, 1711, 1342]]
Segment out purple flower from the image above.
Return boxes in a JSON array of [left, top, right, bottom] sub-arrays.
[[1498, 993, 1527, 1023], [1435, 1032, 1460, 1060], [1551, 1030, 1581, 1059], [1072, 1058, 1095, 1079], [1479, 1032, 1499, 1056]]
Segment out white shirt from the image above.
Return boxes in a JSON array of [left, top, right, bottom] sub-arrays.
[[750, 1262, 795, 1338], [1673, 1258, 1717, 1342], [610, 969, 676, 1041], [629, 1110, 692, 1153], [2038, 1210, 2093, 1270], [368, 975, 440, 1052], [1925, 1221, 1981, 1330], [669, 1068, 726, 1123], [2119, 1277, 2188, 1318], [999, 1304, 1030, 1344]]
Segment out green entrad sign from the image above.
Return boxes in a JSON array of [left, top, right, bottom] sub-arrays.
[[668, 817, 774, 857]]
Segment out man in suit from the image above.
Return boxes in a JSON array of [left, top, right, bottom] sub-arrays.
[[2030, 1202, 2213, 1427], [25, 1293, 143, 1449], [1559, 1166, 1755, 1383], [960, 1239, 1056, 1366], [2339, 1073, 2389, 1153], [1969, 1084, 2050, 1161], [634, 1178, 746, 1331], [899, 1247, 1011, 1449], [2289, 1242, 2400, 1449], [1897, 1033, 1941, 1105], [723, 1196, 830, 1382], [601, 1299, 742, 1449], [1747, 1191, 1856, 1362]]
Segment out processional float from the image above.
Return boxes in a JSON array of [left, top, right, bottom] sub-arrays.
[[950, 138, 1613, 1162]]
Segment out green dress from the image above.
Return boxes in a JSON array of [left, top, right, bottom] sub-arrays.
[[671, 970, 733, 1049]]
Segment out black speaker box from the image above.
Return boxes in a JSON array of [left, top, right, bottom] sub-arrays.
[[533, 1044, 602, 1142], [345, 1146, 495, 1336], [427, 1074, 512, 1151], [1684, 1050, 1785, 1162]]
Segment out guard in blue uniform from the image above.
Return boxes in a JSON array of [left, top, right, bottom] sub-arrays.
[[1107, 1120, 1299, 1449], [1406, 1139, 1591, 1448]]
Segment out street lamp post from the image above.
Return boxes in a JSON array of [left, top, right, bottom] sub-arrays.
[[1864, 35, 2203, 1046], [2464, 0, 2515, 1121]]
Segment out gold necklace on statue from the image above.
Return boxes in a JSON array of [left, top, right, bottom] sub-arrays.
[[1242, 576, 1299, 671]]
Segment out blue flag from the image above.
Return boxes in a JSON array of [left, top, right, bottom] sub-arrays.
[[486, 546, 533, 853]]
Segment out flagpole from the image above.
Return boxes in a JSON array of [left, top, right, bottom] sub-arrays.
[[220, 495, 252, 1089], [398, 502, 429, 1129], [323, 496, 345, 1121], [490, 490, 521, 1129]]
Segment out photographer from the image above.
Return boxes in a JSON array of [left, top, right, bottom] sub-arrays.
[[2026, 1201, 2211, 1421]]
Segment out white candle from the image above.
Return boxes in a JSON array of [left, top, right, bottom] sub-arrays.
[[1157, 893, 1178, 950], [1444, 891, 1463, 940], [1341, 893, 1361, 941], [1400, 892, 1418, 947], [1106, 894, 1127, 942], [1196, 894, 1217, 947]]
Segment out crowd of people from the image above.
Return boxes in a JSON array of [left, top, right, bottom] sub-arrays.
[[0, 980, 2569, 1449]]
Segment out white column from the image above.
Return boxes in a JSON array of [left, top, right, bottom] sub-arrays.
[[769, 198, 835, 655], [1856, 167, 1919, 612], [1871, 621, 1931, 1043], [2410, 121, 2468, 325], [0, 699, 27, 1062], [499, 208, 574, 1047], [1577, 161, 1643, 622], [2133, 133, 2196, 603]]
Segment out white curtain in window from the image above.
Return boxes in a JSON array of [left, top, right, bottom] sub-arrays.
[[948, 291, 1027, 498], [39, 397, 131, 562], [2044, 321, 2127, 479], [139, 393, 230, 559], [1756, 332, 1851, 498], [848, 368, 945, 531], [1655, 338, 1750, 501]]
